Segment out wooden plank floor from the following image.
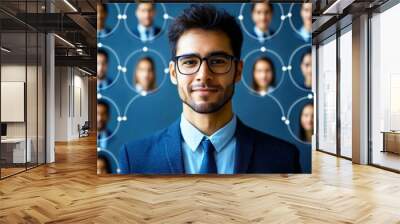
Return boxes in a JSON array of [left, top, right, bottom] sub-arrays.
[[0, 135, 400, 224]]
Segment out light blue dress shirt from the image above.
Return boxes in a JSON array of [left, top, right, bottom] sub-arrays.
[[97, 28, 108, 37], [137, 24, 155, 42], [254, 26, 271, 42], [180, 114, 237, 174], [298, 26, 311, 42], [97, 130, 110, 149]]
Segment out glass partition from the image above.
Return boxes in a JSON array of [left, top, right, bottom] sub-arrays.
[[339, 27, 352, 158], [317, 35, 337, 154], [370, 3, 400, 171], [1, 30, 28, 177], [0, 0, 46, 179]]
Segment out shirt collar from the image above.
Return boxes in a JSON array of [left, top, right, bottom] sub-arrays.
[[254, 26, 270, 38], [135, 84, 148, 96], [299, 26, 311, 39], [180, 113, 237, 153], [138, 24, 153, 34]]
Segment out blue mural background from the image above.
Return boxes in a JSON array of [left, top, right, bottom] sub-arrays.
[[98, 3, 313, 173]]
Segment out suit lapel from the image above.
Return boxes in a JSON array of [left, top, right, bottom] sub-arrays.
[[234, 119, 255, 173], [163, 118, 185, 174]]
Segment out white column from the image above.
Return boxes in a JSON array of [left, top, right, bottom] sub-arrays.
[[46, 32, 55, 163], [352, 14, 369, 164], [312, 45, 317, 151]]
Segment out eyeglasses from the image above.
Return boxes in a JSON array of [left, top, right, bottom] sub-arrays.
[[174, 53, 238, 75]]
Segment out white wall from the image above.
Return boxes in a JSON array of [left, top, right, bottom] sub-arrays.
[[1, 65, 36, 138], [54, 67, 89, 141]]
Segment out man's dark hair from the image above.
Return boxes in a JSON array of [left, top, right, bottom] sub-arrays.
[[252, 56, 276, 91], [97, 99, 110, 115], [168, 4, 243, 59], [97, 154, 111, 173], [251, 2, 274, 13], [136, 2, 155, 11], [301, 48, 312, 63], [100, 3, 108, 14], [97, 49, 109, 62]]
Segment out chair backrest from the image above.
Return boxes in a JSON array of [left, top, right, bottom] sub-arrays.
[[82, 121, 90, 129]]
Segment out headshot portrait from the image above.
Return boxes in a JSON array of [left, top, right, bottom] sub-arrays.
[[97, 49, 112, 90], [299, 103, 314, 143], [97, 99, 111, 149], [99, 2, 312, 175], [251, 2, 274, 41], [298, 3, 312, 42], [133, 3, 161, 42], [251, 56, 276, 96], [133, 57, 157, 96], [118, 5, 301, 174], [300, 49, 312, 89], [97, 3, 109, 36]]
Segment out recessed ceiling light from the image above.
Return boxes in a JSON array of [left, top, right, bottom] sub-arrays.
[[63, 0, 78, 12], [54, 34, 75, 48], [1, 47, 11, 53]]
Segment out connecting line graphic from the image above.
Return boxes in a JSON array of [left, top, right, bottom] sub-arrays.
[[122, 47, 169, 95], [241, 47, 287, 95], [97, 148, 121, 174], [122, 3, 169, 41], [98, 3, 313, 168], [267, 94, 286, 119], [288, 3, 306, 37], [238, 3, 284, 42], [240, 46, 288, 119], [98, 4, 122, 38], [97, 94, 122, 141], [97, 43, 122, 91], [122, 94, 142, 118], [285, 94, 313, 144], [288, 43, 313, 92]]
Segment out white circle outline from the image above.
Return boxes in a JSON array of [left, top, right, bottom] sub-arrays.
[[288, 3, 312, 40], [123, 3, 168, 42], [122, 47, 168, 96], [288, 43, 312, 92], [123, 94, 142, 117], [239, 3, 285, 42], [286, 95, 313, 144], [98, 4, 122, 39], [97, 95, 122, 141], [97, 148, 121, 173], [97, 44, 122, 91], [241, 48, 286, 97]]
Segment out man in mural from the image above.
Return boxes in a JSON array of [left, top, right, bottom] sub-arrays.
[[119, 5, 301, 174], [133, 3, 161, 42], [251, 2, 275, 41]]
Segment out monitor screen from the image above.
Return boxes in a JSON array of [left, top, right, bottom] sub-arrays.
[[1, 123, 7, 137]]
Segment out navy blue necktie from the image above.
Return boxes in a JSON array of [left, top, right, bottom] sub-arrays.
[[145, 29, 151, 40], [199, 138, 217, 174]]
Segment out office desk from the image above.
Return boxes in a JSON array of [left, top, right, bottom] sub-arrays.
[[381, 131, 400, 154], [1, 138, 31, 163]]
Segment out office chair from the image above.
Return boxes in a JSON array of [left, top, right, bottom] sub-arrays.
[[79, 121, 90, 138]]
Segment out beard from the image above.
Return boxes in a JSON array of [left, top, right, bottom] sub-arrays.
[[177, 75, 236, 114]]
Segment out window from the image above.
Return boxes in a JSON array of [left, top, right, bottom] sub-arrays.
[[370, 3, 400, 171], [317, 35, 337, 154], [339, 27, 352, 158]]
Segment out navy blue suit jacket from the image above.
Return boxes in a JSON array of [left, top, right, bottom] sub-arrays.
[[119, 118, 302, 174], [132, 26, 161, 40]]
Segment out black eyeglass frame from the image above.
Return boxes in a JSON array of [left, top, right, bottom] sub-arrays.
[[173, 53, 239, 75]]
